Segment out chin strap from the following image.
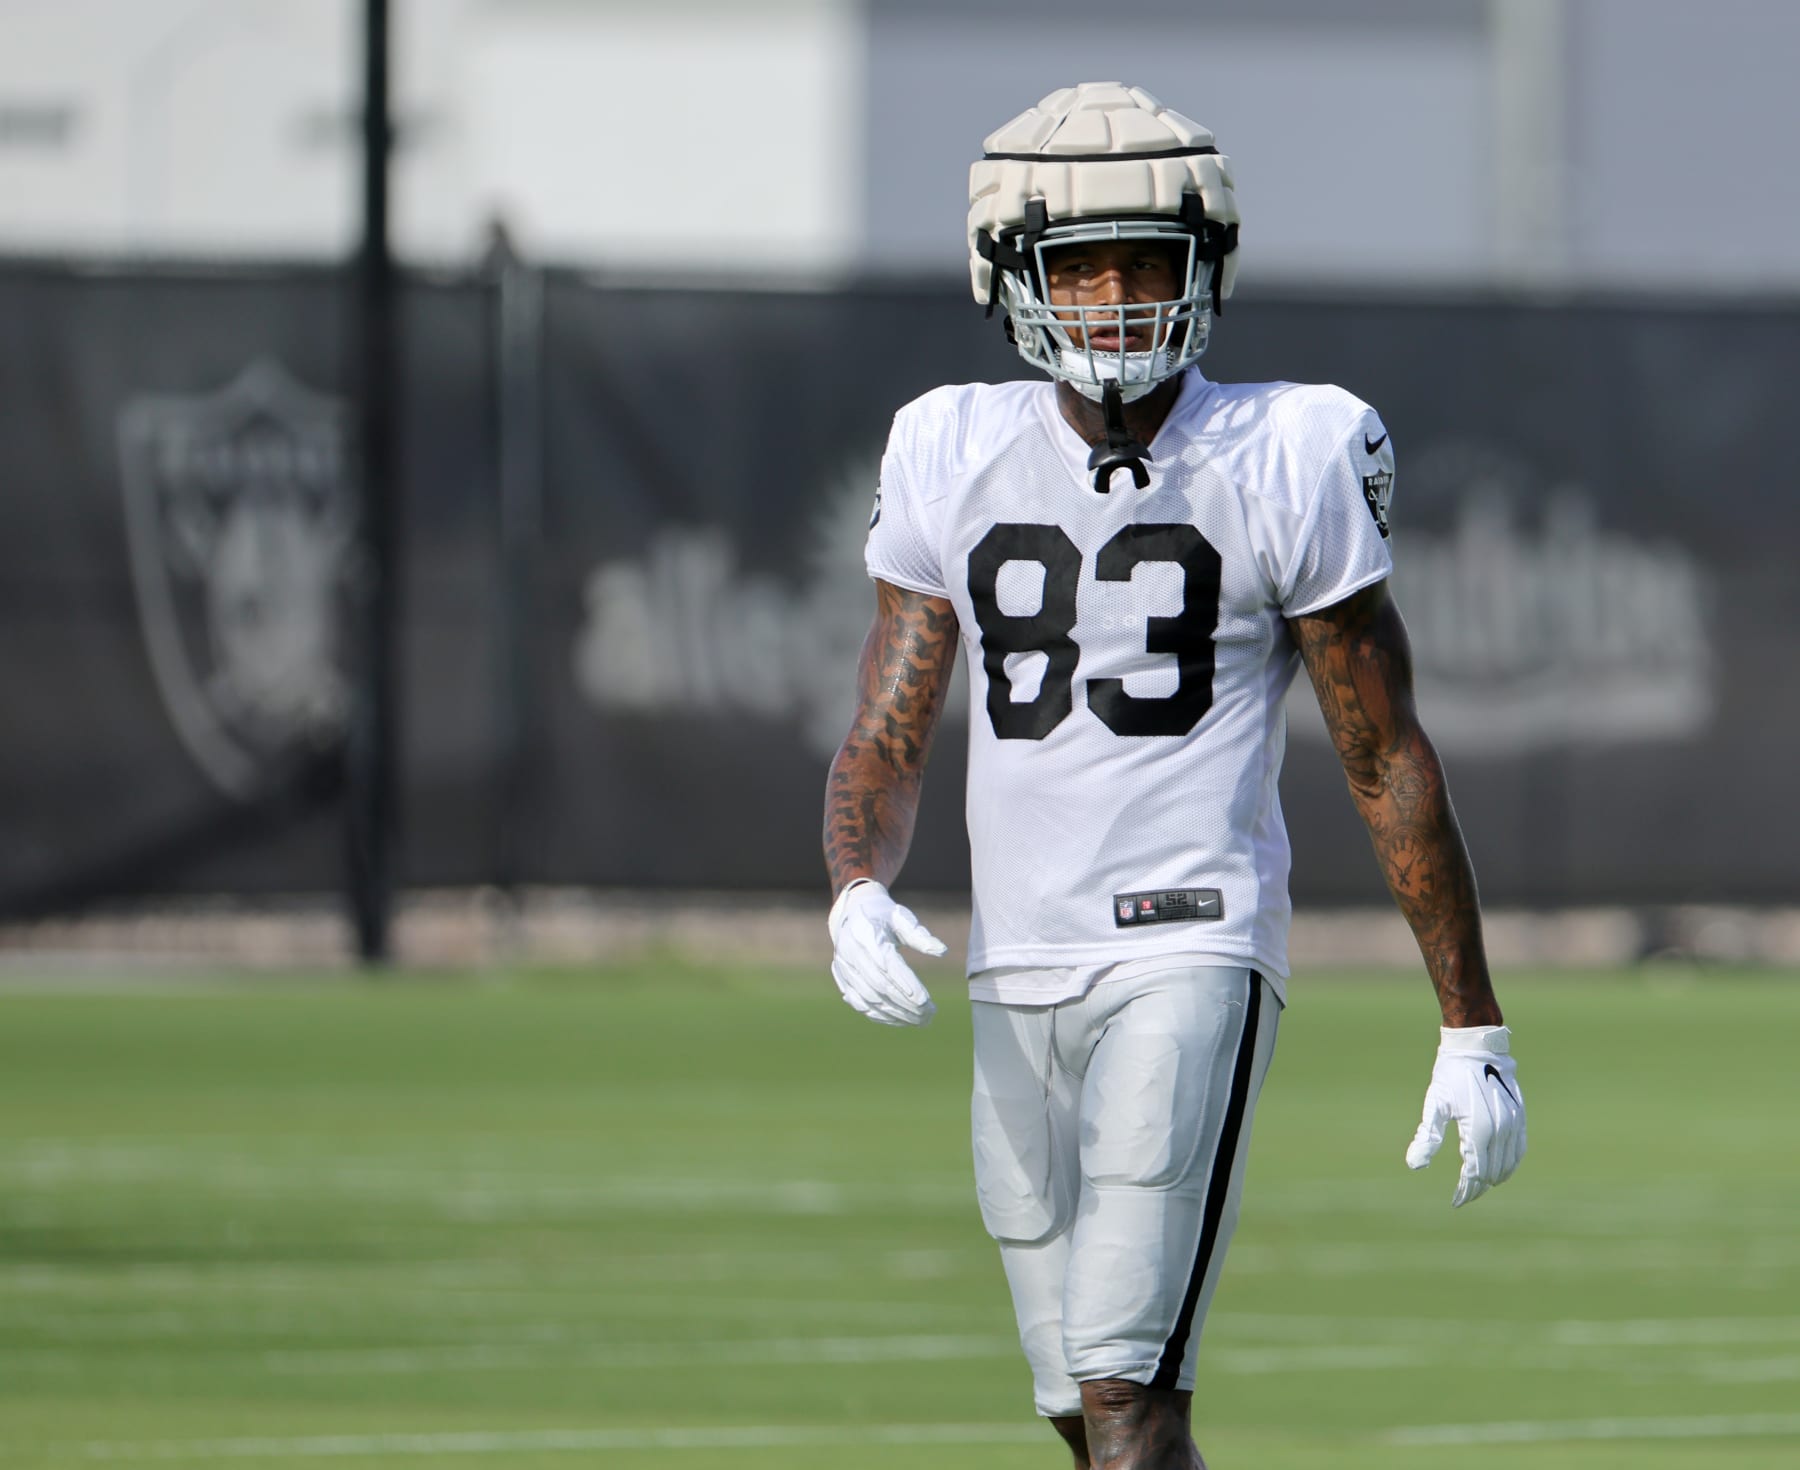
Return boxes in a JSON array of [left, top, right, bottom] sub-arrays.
[[1086, 380, 1153, 493]]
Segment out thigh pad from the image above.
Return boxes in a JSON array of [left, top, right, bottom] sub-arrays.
[[971, 1003, 1077, 1245], [1080, 976, 1242, 1191]]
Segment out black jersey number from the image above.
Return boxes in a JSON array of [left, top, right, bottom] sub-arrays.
[[966, 522, 1223, 741], [967, 523, 1083, 739]]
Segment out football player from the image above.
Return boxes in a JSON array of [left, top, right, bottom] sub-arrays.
[[822, 83, 1525, 1470]]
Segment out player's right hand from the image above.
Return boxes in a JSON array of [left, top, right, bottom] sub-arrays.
[[826, 880, 945, 1026]]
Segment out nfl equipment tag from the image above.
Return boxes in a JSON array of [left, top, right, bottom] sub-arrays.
[[1113, 888, 1224, 927]]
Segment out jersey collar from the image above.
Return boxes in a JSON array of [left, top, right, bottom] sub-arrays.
[[1037, 367, 1216, 492]]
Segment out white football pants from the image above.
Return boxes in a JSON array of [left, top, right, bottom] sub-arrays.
[[970, 964, 1279, 1417]]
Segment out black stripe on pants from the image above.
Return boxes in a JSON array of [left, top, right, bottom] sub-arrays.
[[1151, 970, 1263, 1390]]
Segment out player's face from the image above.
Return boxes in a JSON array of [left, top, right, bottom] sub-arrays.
[[1042, 239, 1185, 353]]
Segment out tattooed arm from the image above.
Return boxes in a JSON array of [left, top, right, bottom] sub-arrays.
[[823, 580, 961, 897], [1289, 581, 1503, 1028]]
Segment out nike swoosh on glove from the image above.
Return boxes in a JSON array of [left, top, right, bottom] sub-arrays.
[[826, 880, 946, 1027], [1405, 1025, 1527, 1207]]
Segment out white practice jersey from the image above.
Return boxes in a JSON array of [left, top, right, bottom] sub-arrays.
[[865, 369, 1395, 1001]]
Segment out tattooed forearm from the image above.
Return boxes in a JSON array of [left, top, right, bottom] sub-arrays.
[[822, 582, 960, 896], [1290, 583, 1503, 1029]]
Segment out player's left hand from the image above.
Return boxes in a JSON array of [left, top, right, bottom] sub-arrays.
[[1405, 1025, 1526, 1207], [826, 879, 946, 1027]]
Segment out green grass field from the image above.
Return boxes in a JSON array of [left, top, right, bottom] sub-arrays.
[[1, 961, 1796, 1469]]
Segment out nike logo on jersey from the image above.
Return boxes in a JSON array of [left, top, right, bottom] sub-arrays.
[[1483, 1062, 1519, 1103], [1363, 431, 1388, 456]]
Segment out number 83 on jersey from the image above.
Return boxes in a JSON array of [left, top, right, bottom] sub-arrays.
[[967, 520, 1224, 741]]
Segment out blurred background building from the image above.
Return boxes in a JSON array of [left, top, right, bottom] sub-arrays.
[[1, 0, 1796, 964], [5, 0, 1798, 290]]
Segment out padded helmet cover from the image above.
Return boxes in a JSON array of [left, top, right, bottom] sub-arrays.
[[967, 82, 1240, 307]]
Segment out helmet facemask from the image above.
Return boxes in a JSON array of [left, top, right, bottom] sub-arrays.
[[999, 217, 1215, 404]]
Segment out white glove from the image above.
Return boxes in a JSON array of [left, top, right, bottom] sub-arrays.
[[827, 879, 945, 1027], [1405, 1025, 1527, 1208]]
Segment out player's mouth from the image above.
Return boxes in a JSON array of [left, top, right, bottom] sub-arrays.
[[1084, 327, 1153, 353]]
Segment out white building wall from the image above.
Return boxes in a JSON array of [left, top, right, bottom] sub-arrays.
[[0, 0, 861, 269], [0, 0, 356, 256], [0, 0, 1795, 291], [441, 0, 859, 272]]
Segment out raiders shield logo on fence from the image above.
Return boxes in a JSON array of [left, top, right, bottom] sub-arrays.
[[118, 361, 353, 799]]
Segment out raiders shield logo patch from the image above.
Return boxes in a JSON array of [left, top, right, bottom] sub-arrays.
[[1361, 469, 1393, 539], [118, 361, 353, 798], [868, 478, 883, 529]]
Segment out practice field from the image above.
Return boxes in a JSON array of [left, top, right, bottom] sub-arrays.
[[0, 962, 1796, 1470]]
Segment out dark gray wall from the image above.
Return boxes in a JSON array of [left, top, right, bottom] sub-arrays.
[[2, 262, 1795, 911]]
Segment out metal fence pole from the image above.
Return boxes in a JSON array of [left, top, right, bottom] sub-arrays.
[[346, 0, 398, 964], [487, 229, 547, 898]]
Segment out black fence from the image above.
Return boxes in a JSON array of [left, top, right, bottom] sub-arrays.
[[2, 259, 1796, 914]]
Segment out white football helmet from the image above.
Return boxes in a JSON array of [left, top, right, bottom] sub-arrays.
[[969, 83, 1241, 403]]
